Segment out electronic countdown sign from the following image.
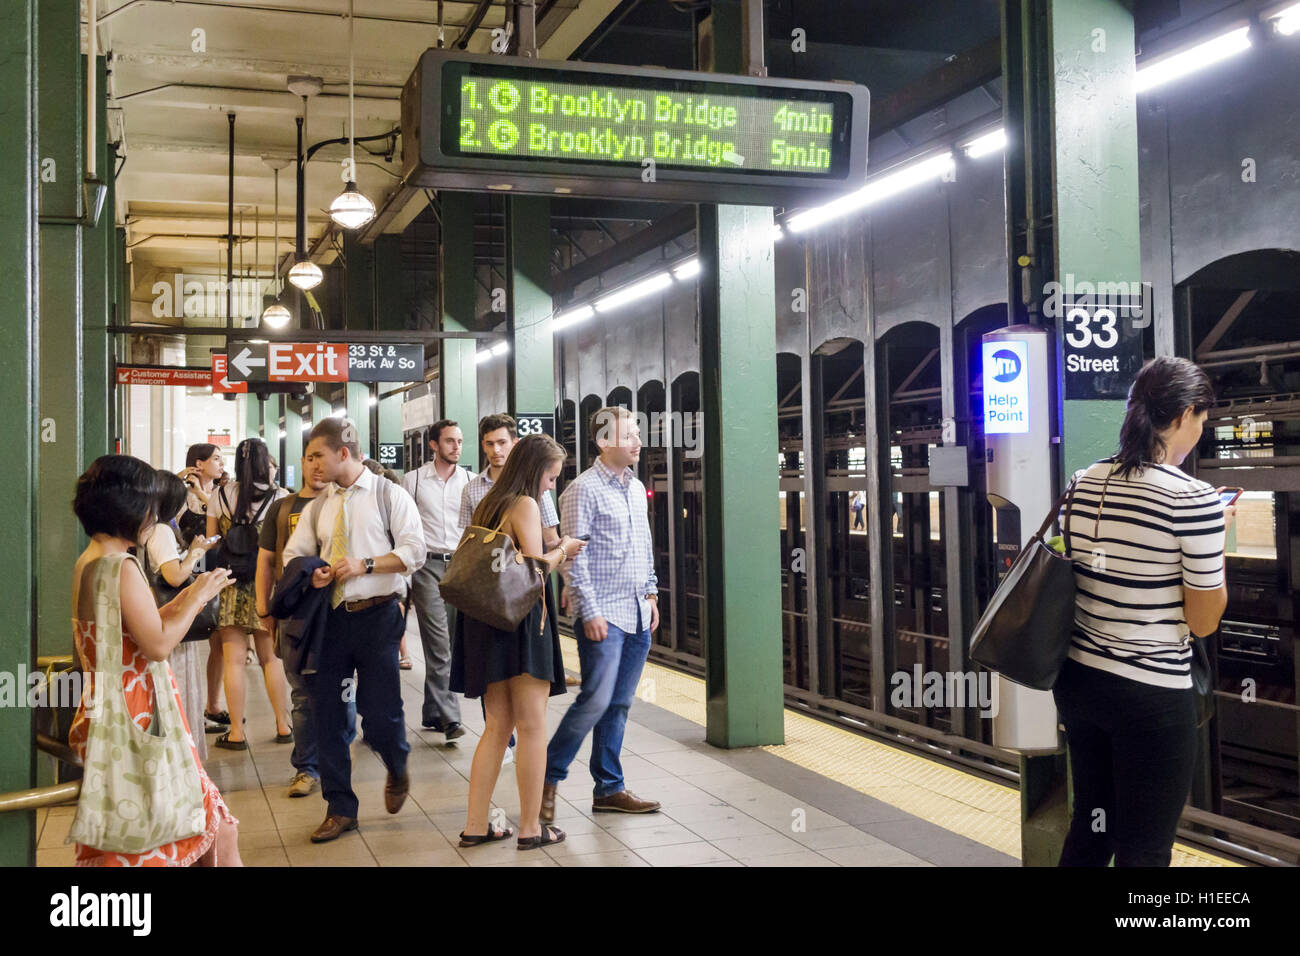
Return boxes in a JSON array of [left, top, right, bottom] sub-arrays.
[[401, 50, 869, 205]]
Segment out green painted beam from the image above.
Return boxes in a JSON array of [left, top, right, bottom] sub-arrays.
[[440, 192, 478, 458], [80, 54, 111, 463], [505, 196, 553, 408], [696, 4, 784, 748], [0, 0, 37, 867], [698, 204, 785, 747], [346, 382, 372, 456], [35, 0, 83, 665], [343, 231, 374, 330], [283, 401, 304, 489]]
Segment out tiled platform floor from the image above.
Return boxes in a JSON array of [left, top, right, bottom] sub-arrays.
[[36, 616, 1017, 867]]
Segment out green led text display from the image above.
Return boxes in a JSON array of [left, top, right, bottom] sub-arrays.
[[452, 71, 843, 174]]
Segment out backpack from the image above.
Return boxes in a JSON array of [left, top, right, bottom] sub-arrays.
[[272, 491, 314, 584], [212, 485, 275, 584]]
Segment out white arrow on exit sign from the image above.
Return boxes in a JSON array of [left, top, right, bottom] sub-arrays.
[[232, 346, 267, 378]]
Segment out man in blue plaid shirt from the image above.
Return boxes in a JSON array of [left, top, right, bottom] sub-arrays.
[[542, 406, 662, 821]]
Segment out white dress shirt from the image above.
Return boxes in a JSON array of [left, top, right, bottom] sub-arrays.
[[401, 460, 470, 553], [283, 466, 427, 601]]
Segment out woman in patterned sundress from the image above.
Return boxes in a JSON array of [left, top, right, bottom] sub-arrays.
[[69, 455, 242, 866], [207, 438, 292, 749]]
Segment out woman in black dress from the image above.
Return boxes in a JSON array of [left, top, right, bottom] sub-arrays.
[[451, 434, 586, 850]]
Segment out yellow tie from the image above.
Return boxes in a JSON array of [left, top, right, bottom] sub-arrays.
[[328, 486, 351, 608]]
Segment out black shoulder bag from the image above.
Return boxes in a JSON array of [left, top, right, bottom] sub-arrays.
[[968, 479, 1079, 690]]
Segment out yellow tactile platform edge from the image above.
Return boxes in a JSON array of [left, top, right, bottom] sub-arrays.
[[560, 637, 1235, 867]]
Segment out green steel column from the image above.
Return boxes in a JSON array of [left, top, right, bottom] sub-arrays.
[[1051, 0, 1138, 476], [378, 393, 403, 470], [695, 2, 784, 747], [80, 54, 110, 462], [242, 394, 262, 440], [504, 196, 553, 419], [440, 192, 478, 456], [697, 205, 785, 748], [1006, 0, 1141, 866], [505, 196, 553, 524], [283, 401, 303, 487], [311, 390, 332, 427], [0, 0, 37, 866], [374, 235, 404, 331], [346, 383, 372, 456], [35, 0, 84, 662]]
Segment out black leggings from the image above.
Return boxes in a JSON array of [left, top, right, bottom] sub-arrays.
[[1052, 657, 1198, 867]]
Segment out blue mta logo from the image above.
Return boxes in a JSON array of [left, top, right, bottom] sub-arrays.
[[990, 349, 1022, 383]]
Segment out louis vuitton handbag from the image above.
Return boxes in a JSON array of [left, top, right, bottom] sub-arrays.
[[439, 501, 548, 633]]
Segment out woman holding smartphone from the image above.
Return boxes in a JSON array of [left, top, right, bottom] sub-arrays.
[[1054, 356, 1230, 867]]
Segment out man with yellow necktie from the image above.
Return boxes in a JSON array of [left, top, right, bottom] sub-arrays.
[[284, 418, 427, 843]]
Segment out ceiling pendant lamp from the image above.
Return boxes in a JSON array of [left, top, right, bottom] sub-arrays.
[[288, 259, 324, 290], [330, 0, 375, 230], [261, 163, 293, 327]]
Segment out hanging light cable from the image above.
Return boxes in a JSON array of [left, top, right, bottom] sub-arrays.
[[289, 105, 323, 290], [262, 166, 291, 328], [330, 0, 376, 230]]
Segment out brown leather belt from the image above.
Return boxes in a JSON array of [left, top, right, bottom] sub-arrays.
[[340, 593, 400, 613]]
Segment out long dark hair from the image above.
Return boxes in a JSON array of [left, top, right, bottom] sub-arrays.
[[472, 434, 566, 531], [231, 437, 275, 518], [1114, 357, 1215, 477]]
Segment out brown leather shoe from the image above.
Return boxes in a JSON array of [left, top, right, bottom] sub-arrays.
[[384, 769, 410, 814], [310, 814, 358, 843], [592, 790, 661, 814], [540, 782, 558, 823]]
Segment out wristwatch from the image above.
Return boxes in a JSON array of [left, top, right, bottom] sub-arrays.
[[363, 557, 375, 575], [645, 593, 658, 602]]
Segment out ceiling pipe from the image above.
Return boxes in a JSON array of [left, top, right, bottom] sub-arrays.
[[227, 112, 236, 330]]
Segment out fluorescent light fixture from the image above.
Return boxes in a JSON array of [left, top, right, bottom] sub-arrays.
[[333, 407, 346, 417], [474, 349, 491, 365], [247, 338, 269, 345], [367, 395, 378, 407], [772, 225, 784, 242], [490, 342, 510, 357], [1135, 26, 1252, 92], [301, 421, 312, 432], [594, 272, 672, 312], [963, 128, 1006, 159], [671, 259, 700, 280], [278, 429, 287, 440], [552, 304, 594, 332], [786, 151, 955, 234], [1273, 2, 1300, 34]]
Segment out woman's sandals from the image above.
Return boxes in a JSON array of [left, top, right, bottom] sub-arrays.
[[516, 825, 565, 851], [458, 824, 514, 847]]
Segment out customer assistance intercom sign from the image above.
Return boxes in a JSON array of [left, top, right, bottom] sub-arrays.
[[982, 340, 1029, 435]]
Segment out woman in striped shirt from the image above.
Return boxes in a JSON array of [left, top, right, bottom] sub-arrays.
[[1054, 356, 1229, 867]]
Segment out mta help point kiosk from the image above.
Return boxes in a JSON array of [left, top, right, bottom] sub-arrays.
[[981, 325, 1061, 755]]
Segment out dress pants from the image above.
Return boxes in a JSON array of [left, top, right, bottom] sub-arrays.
[[311, 599, 410, 819], [410, 556, 461, 728]]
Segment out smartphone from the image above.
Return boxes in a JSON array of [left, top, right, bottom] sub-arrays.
[[206, 535, 222, 545], [1217, 487, 1243, 508], [574, 533, 591, 541]]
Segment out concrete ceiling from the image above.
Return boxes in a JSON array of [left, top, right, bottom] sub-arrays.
[[90, 0, 621, 302]]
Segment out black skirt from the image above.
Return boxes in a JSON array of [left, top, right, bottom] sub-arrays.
[[450, 578, 566, 699]]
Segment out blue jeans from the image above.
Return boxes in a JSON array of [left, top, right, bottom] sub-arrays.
[[545, 614, 651, 798]]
